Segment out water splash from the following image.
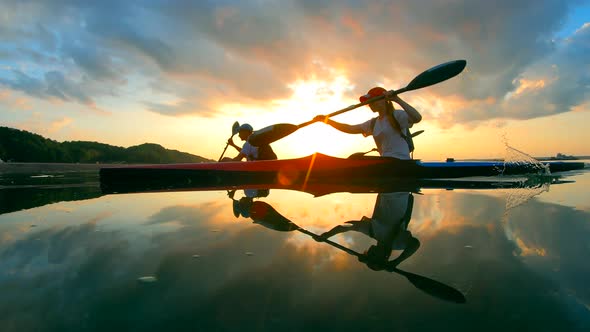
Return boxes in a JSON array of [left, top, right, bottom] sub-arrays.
[[498, 176, 552, 250], [501, 136, 550, 175], [497, 137, 560, 220], [503, 175, 555, 211]]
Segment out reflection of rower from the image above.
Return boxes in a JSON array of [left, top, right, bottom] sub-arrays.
[[228, 189, 270, 218], [232, 193, 465, 303], [318, 192, 419, 271]]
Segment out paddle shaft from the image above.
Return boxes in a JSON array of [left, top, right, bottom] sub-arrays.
[[218, 142, 231, 162], [296, 86, 411, 129], [297, 228, 362, 257], [218, 121, 240, 161]]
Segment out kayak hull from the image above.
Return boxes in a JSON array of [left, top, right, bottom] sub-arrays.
[[99, 153, 585, 194]]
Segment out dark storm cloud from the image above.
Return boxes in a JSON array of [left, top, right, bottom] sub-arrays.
[[0, 0, 588, 121]]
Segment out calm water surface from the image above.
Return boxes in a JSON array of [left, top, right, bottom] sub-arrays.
[[1, 161, 589, 332]]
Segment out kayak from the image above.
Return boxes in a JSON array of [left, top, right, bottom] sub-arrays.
[[101, 176, 571, 197], [99, 153, 585, 194]]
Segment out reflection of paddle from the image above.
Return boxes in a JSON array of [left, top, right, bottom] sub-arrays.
[[248, 60, 466, 146], [387, 267, 466, 303], [249, 201, 466, 304], [218, 121, 240, 161]]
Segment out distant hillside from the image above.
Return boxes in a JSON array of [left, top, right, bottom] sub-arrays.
[[0, 126, 212, 163]]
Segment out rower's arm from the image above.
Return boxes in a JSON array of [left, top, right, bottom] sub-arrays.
[[228, 138, 242, 152], [317, 218, 368, 240], [314, 115, 363, 134], [388, 237, 420, 268], [389, 95, 422, 124], [232, 152, 246, 161]]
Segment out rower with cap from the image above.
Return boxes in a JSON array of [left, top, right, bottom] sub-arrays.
[[314, 87, 422, 160], [225, 123, 277, 161]]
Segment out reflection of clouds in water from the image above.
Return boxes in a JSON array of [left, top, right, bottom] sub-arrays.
[[0, 201, 292, 331], [412, 190, 590, 321], [411, 191, 506, 238], [269, 191, 376, 229], [0, 190, 589, 331], [515, 238, 546, 257], [536, 172, 590, 211], [502, 198, 590, 304], [146, 202, 223, 227]]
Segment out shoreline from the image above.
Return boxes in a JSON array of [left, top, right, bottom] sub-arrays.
[[0, 162, 117, 174]]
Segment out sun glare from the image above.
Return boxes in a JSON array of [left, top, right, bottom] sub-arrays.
[[269, 77, 377, 158]]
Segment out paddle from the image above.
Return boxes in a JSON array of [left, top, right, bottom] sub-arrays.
[[248, 201, 466, 303], [218, 121, 240, 162], [248, 60, 466, 147]]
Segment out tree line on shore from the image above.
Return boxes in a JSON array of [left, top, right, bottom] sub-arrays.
[[0, 126, 211, 163]]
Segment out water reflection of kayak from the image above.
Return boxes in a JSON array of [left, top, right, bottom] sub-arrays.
[[99, 153, 584, 194]]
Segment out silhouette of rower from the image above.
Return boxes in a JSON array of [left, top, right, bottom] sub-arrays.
[[318, 192, 420, 271]]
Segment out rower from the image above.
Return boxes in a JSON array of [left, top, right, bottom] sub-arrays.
[[225, 123, 277, 161], [314, 87, 422, 160], [317, 192, 420, 271]]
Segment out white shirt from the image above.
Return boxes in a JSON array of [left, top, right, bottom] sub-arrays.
[[241, 141, 258, 161], [356, 110, 412, 160]]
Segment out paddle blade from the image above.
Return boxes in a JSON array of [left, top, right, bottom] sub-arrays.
[[404, 60, 466, 92], [411, 130, 425, 138], [231, 121, 240, 136], [393, 268, 466, 303], [250, 201, 299, 232], [248, 123, 298, 147]]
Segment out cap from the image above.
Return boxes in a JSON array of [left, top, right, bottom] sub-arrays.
[[238, 123, 253, 132], [359, 87, 387, 103]]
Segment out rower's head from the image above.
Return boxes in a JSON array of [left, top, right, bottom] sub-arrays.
[[360, 87, 389, 114], [235, 197, 253, 217], [238, 123, 253, 141]]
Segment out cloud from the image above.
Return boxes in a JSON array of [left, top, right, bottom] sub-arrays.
[[433, 21, 590, 126], [0, 69, 95, 105], [0, 0, 587, 122], [0, 89, 33, 111], [47, 116, 73, 134], [61, 42, 121, 81]]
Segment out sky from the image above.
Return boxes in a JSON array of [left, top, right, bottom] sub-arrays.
[[1, 0, 589, 160]]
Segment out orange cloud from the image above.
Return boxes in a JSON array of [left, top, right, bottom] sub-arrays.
[[13, 97, 32, 110], [514, 78, 547, 95], [0, 90, 33, 110], [0, 90, 10, 100], [47, 117, 74, 134]]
